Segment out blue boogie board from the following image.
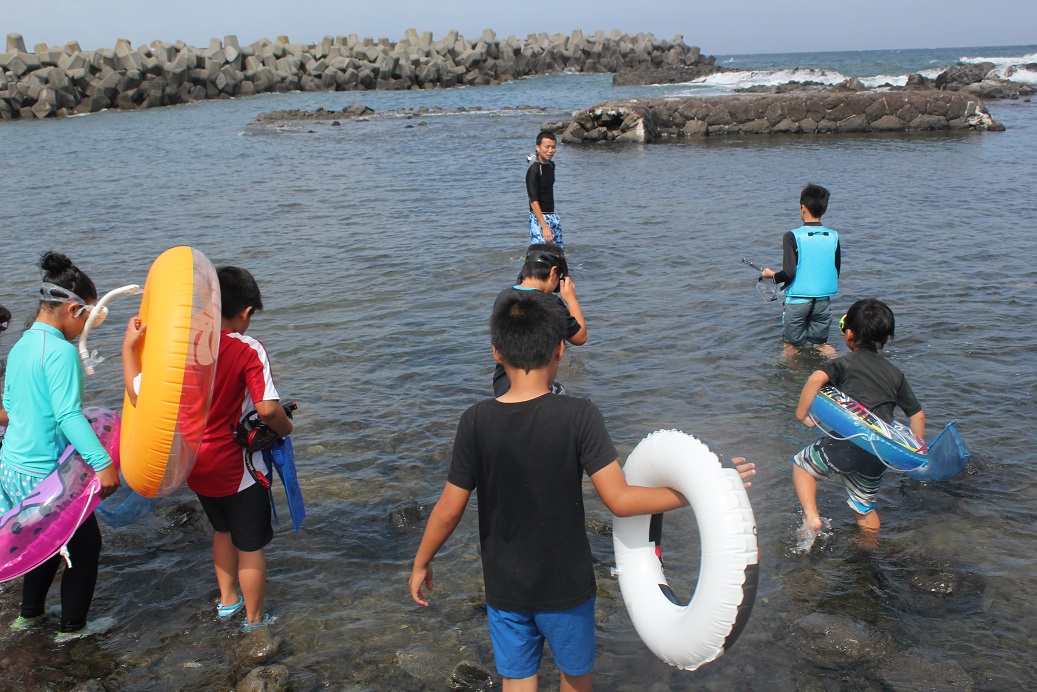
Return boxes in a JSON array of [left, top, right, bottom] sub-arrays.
[[263, 436, 305, 532]]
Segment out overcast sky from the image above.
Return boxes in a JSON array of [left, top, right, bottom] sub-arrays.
[[2, 0, 1034, 56]]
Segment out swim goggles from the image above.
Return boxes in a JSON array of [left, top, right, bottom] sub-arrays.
[[39, 282, 108, 325], [839, 314, 847, 334]]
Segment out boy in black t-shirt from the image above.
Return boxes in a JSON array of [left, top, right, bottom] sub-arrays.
[[410, 290, 753, 689], [792, 298, 925, 542]]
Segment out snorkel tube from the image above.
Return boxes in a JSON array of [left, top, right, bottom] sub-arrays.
[[78, 284, 144, 375]]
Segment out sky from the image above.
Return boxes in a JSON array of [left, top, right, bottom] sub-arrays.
[[1, 0, 1034, 56]]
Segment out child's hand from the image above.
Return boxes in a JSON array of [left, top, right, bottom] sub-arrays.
[[799, 415, 816, 429], [96, 464, 121, 499], [733, 458, 755, 488], [122, 317, 145, 352], [409, 564, 434, 607], [558, 276, 577, 301], [761, 268, 775, 279]]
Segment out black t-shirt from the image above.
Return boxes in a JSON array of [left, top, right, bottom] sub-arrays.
[[447, 394, 617, 611], [526, 159, 555, 213], [491, 287, 582, 397], [820, 348, 921, 423]]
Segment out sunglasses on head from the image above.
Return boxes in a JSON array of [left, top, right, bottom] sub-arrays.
[[839, 314, 848, 334]]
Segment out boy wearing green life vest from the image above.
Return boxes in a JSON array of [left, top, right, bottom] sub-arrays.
[[762, 184, 841, 358]]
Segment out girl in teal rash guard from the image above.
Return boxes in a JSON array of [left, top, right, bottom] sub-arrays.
[[0, 252, 120, 637]]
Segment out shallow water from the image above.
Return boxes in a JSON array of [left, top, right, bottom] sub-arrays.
[[2, 48, 1037, 689]]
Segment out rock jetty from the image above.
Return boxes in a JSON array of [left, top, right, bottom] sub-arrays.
[[0, 29, 713, 120], [557, 92, 1004, 143]]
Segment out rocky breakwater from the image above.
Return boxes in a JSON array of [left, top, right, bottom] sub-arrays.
[[0, 29, 712, 120], [558, 91, 1004, 143]]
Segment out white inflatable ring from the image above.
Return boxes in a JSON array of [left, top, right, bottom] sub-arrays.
[[613, 430, 758, 671]]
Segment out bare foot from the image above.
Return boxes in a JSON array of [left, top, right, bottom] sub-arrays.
[[782, 343, 801, 360], [803, 514, 823, 533]]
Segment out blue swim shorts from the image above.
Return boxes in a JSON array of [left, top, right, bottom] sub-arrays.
[[487, 596, 595, 679], [529, 212, 564, 248], [782, 297, 832, 347], [794, 438, 885, 514]]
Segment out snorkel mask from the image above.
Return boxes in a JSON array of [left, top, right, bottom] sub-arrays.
[[40, 282, 108, 325]]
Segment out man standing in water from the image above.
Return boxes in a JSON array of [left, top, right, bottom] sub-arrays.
[[526, 131, 563, 248]]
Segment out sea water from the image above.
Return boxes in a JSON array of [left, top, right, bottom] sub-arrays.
[[1, 45, 1036, 689]]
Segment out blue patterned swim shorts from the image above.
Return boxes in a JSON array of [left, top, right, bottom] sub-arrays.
[[529, 212, 563, 248]]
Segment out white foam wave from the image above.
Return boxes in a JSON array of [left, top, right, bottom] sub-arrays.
[[960, 51, 1037, 84], [859, 74, 908, 88], [689, 67, 848, 89], [960, 51, 1037, 67]]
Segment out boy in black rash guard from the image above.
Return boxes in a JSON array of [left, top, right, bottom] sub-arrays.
[[409, 290, 754, 691], [491, 244, 586, 396], [792, 298, 925, 544], [526, 130, 563, 247]]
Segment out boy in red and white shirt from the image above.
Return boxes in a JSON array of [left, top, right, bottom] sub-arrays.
[[123, 267, 292, 630]]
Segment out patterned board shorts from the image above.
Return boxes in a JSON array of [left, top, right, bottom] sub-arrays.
[[529, 212, 563, 248], [794, 438, 885, 514]]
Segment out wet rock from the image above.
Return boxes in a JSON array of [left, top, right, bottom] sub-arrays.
[[936, 62, 995, 90], [448, 660, 498, 690], [397, 648, 453, 688], [788, 613, 895, 668], [70, 681, 107, 692], [237, 626, 282, 664], [905, 73, 933, 90], [876, 651, 974, 690], [562, 92, 1003, 142], [236, 664, 290, 692], [389, 501, 423, 530]]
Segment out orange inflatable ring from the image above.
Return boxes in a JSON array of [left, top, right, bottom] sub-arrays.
[[120, 247, 221, 498]]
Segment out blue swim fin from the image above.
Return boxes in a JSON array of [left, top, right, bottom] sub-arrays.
[[906, 420, 971, 482], [263, 436, 305, 532]]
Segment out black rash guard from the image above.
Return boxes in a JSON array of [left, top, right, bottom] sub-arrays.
[[526, 159, 555, 213]]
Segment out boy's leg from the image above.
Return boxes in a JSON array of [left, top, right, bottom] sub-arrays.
[[502, 675, 538, 692], [223, 482, 273, 624], [793, 441, 838, 533], [560, 671, 592, 692], [792, 464, 823, 532], [212, 531, 240, 606], [239, 548, 267, 624]]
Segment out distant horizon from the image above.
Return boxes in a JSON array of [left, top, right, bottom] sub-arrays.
[[3, 0, 1036, 58]]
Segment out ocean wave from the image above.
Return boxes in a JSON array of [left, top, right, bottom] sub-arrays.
[[960, 51, 1037, 84], [690, 67, 848, 88]]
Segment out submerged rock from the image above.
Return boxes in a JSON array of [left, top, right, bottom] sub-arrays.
[[788, 613, 895, 668], [389, 501, 423, 530], [236, 664, 290, 692], [237, 626, 282, 664], [448, 660, 498, 690], [876, 651, 974, 690]]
